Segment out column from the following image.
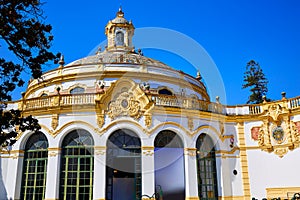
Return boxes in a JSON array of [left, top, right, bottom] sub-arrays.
[[141, 146, 155, 199], [44, 148, 61, 200], [93, 146, 106, 200], [6, 150, 24, 199], [184, 148, 199, 200]]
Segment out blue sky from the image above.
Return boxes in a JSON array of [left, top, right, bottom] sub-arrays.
[[5, 0, 300, 105]]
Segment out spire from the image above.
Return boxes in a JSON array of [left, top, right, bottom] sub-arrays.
[[116, 6, 124, 18]]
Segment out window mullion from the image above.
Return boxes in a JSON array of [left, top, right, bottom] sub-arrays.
[[42, 157, 48, 199], [76, 156, 80, 200], [24, 157, 30, 200], [89, 154, 93, 200], [32, 157, 38, 200], [63, 157, 69, 200]]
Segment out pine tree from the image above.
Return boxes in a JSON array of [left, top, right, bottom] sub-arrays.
[[242, 60, 268, 104]]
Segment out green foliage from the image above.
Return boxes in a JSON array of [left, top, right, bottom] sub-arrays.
[[0, 108, 41, 147], [242, 60, 268, 104], [0, 0, 59, 146]]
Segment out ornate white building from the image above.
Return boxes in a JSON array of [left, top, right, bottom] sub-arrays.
[[1, 8, 300, 200]]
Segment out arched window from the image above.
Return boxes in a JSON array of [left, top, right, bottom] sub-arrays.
[[196, 134, 218, 199], [106, 129, 141, 200], [154, 130, 185, 200], [60, 130, 94, 200], [20, 132, 48, 200], [115, 31, 124, 46], [158, 88, 173, 96], [40, 93, 48, 97], [70, 87, 85, 94]]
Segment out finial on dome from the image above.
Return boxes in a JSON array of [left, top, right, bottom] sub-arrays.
[[196, 70, 202, 81], [117, 6, 124, 18], [58, 54, 65, 66]]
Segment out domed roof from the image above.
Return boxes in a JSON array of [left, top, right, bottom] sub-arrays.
[[66, 50, 172, 69], [111, 8, 128, 24]]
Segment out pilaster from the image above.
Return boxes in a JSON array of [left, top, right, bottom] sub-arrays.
[[44, 148, 61, 200]]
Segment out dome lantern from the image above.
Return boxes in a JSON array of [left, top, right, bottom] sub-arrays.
[[105, 7, 135, 52]]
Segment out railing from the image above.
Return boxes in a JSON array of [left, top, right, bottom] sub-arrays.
[[249, 105, 262, 115], [13, 93, 300, 115], [149, 94, 224, 114], [24, 93, 96, 110], [61, 93, 95, 105], [289, 96, 300, 109], [25, 96, 53, 109]]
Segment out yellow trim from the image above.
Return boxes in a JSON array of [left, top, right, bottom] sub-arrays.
[[266, 187, 300, 199], [48, 148, 62, 151], [0, 150, 24, 154], [237, 122, 251, 199], [94, 146, 107, 150], [215, 147, 239, 155], [141, 146, 154, 150], [185, 197, 199, 200], [219, 196, 245, 200], [40, 121, 102, 138]]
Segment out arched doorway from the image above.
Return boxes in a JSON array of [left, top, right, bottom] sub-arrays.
[[20, 132, 48, 200], [154, 130, 185, 200], [59, 129, 94, 200], [196, 134, 218, 199], [106, 129, 141, 200]]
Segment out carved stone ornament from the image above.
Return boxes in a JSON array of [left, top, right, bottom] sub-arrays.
[[144, 113, 152, 128], [107, 92, 141, 120], [256, 102, 299, 157], [188, 117, 194, 131], [96, 78, 153, 124], [51, 114, 59, 130], [97, 114, 105, 128]]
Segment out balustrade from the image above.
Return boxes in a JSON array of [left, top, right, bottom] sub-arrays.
[[8, 93, 300, 116]]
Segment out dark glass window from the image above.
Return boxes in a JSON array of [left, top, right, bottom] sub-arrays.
[[20, 132, 48, 200], [106, 129, 141, 200], [154, 130, 185, 200], [60, 130, 94, 200], [158, 89, 173, 96], [196, 134, 218, 199], [115, 31, 124, 46], [70, 87, 85, 94]]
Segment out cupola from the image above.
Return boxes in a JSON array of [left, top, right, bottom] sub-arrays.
[[105, 7, 135, 52]]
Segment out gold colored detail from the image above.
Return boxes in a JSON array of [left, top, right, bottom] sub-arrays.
[[98, 78, 153, 122], [40, 121, 102, 138], [256, 102, 300, 157], [94, 146, 106, 155], [0, 150, 24, 154], [144, 113, 152, 128], [266, 187, 300, 199], [141, 146, 154, 150], [48, 148, 61, 151], [188, 117, 194, 131], [48, 151, 58, 157], [237, 122, 251, 199], [184, 148, 197, 156], [143, 150, 154, 156], [185, 197, 199, 200], [218, 196, 245, 200], [97, 114, 105, 128], [215, 147, 239, 155], [142, 146, 154, 156], [51, 114, 59, 130]]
